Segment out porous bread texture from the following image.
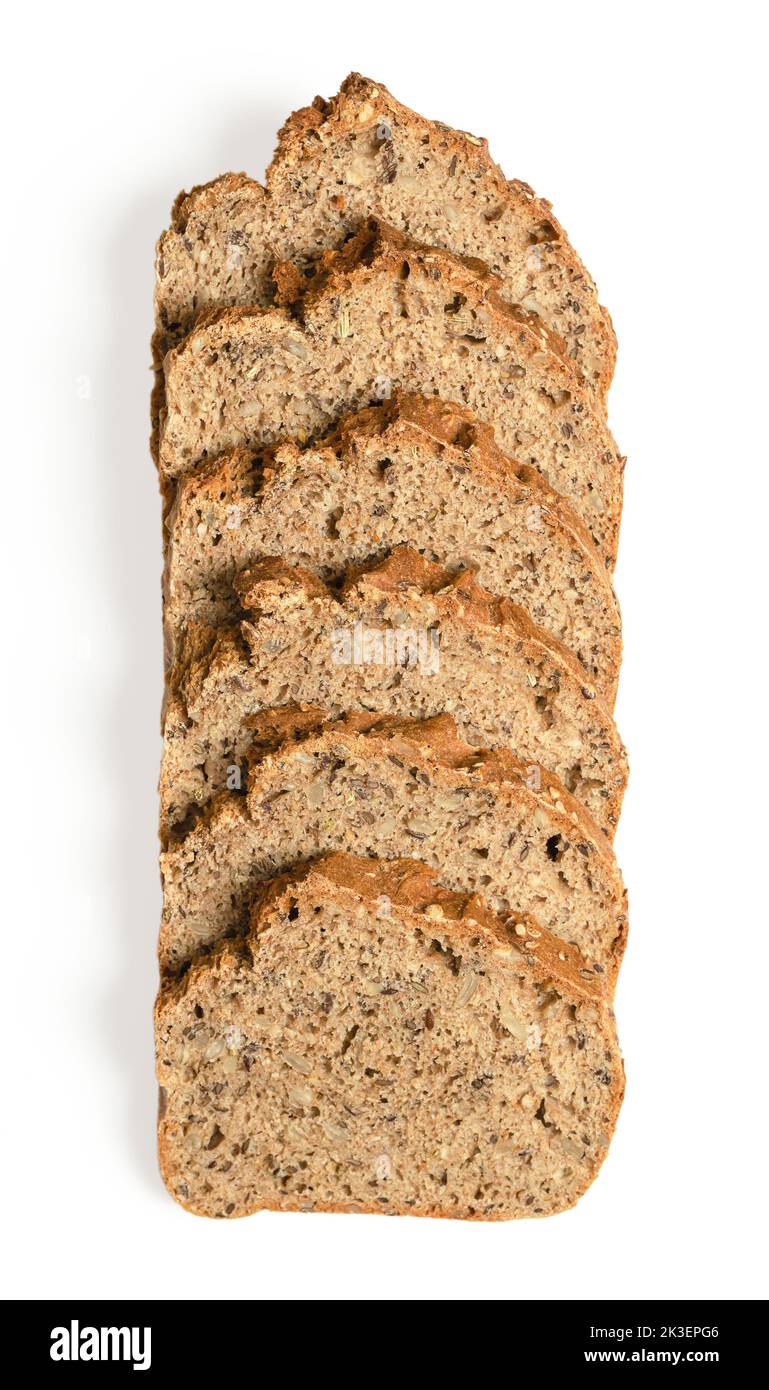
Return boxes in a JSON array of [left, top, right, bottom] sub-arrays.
[[159, 220, 623, 565], [162, 548, 627, 839], [164, 393, 621, 697], [155, 72, 615, 402], [155, 852, 624, 1220], [158, 707, 627, 978]]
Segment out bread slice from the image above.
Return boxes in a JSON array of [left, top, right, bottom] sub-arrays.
[[159, 706, 627, 978], [162, 549, 627, 838], [164, 393, 621, 696], [155, 73, 615, 403], [159, 221, 623, 564], [155, 851, 623, 1219]]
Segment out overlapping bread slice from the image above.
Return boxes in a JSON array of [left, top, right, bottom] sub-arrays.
[[159, 707, 626, 979], [159, 222, 623, 564], [155, 851, 624, 1219], [162, 549, 627, 839], [155, 73, 615, 403], [165, 393, 621, 695]]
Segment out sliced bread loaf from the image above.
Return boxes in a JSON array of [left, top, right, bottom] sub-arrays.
[[159, 221, 623, 564], [155, 851, 623, 1219], [158, 707, 627, 977], [164, 393, 621, 695], [155, 73, 615, 401], [162, 549, 627, 838]]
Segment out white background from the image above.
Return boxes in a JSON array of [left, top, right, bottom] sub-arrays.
[[2, 0, 767, 1302]]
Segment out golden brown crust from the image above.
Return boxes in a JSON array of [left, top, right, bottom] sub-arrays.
[[169, 171, 261, 234], [233, 556, 331, 610], [162, 300, 284, 359]]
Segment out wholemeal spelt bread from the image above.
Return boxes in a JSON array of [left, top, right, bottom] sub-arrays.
[[159, 221, 623, 563], [158, 707, 627, 978], [162, 548, 627, 838], [155, 73, 615, 404], [164, 393, 621, 694], [155, 851, 623, 1219]]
